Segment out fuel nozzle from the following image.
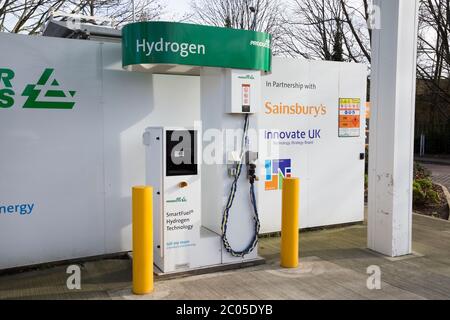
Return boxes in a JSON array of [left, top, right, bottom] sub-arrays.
[[246, 151, 259, 184], [248, 163, 258, 184]]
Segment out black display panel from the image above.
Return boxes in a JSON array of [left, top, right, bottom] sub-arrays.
[[165, 130, 198, 176]]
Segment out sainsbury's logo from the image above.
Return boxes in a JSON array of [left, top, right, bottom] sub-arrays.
[[265, 101, 327, 117]]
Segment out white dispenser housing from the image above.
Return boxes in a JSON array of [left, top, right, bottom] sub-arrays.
[[143, 127, 222, 273]]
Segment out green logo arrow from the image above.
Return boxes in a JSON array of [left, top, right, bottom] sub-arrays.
[[21, 68, 76, 109]]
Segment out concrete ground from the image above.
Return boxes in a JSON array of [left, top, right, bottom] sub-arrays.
[[1, 213, 450, 300]]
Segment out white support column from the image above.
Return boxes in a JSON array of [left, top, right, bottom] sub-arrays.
[[368, 0, 419, 257]]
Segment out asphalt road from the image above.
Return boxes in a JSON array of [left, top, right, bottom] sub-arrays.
[[422, 163, 450, 190]]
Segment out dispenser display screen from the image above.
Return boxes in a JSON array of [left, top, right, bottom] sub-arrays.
[[166, 130, 198, 176], [242, 84, 251, 113]]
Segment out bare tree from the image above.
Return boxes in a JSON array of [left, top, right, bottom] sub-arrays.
[[64, 0, 164, 27], [340, 0, 371, 62], [0, 0, 163, 34], [279, 0, 371, 63], [417, 0, 450, 83], [0, 0, 68, 34], [416, 0, 450, 153], [190, 0, 285, 54], [279, 0, 340, 60]]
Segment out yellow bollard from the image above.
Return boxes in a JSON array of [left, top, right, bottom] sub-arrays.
[[281, 178, 300, 268], [132, 186, 153, 295]]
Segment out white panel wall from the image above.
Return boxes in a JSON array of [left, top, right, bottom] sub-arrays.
[[257, 58, 367, 233], [0, 33, 105, 268], [0, 33, 200, 269]]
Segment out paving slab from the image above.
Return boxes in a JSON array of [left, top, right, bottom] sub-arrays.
[[0, 214, 450, 300]]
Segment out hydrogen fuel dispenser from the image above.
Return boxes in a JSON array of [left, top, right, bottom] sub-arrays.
[[144, 69, 263, 273]]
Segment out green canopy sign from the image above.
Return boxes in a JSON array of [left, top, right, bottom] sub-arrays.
[[122, 21, 272, 72]]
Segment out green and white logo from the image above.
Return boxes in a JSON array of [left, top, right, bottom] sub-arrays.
[[0, 68, 14, 108], [166, 196, 187, 203], [22, 68, 76, 109], [250, 39, 271, 49], [0, 68, 76, 110], [238, 74, 255, 80]]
